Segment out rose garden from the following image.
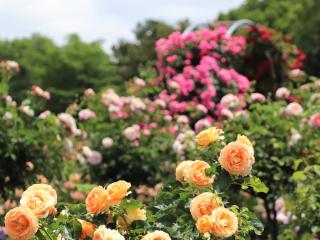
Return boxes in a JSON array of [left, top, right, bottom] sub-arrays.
[[0, 2, 320, 240]]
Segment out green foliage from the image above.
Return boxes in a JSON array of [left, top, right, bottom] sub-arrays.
[[0, 34, 120, 112], [112, 19, 188, 82], [218, 0, 320, 75]]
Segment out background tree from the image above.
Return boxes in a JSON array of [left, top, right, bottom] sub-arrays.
[[112, 19, 189, 82], [218, 0, 320, 76], [0, 34, 120, 112]]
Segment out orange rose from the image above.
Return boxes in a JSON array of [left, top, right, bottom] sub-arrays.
[[86, 186, 109, 215], [211, 207, 238, 238], [190, 192, 223, 221], [218, 141, 255, 176], [195, 127, 223, 150], [196, 215, 213, 234], [106, 181, 131, 205], [175, 160, 193, 182], [142, 230, 171, 240], [184, 160, 214, 187], [20, 187, 57, 218], [5, 206, 39, 240], [79, 220, 95, 240]]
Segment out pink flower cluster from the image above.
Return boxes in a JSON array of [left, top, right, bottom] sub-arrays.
[[101, 89, 146, 119], [155, 26, 250, 121], [31, 86, 51, 100]]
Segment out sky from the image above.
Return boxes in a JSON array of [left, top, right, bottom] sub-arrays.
[[0, 0, 244, 53]]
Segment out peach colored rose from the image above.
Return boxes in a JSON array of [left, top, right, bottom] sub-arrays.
[[86, 186, 109, 215], [285, 102, 303, 116], [184, 160, 214, 187], [190, 192, 223, 221], [5, 206, 39, 240], [195, 127, 223, 150], [211, 207, 238, 238], [20, 184, 57, 218], [24, 184, 57, 201], [93, 225, 124, 240], [106, 181, 131, 205], [175, 160, 193, 182], [219, 141, 255, 176], [79, 220, 95, 240], [142, 230, 171, 240], [196, 215, 213, 234]]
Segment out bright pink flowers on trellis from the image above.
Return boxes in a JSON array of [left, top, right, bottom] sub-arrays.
[[155, 26, 250, 121]]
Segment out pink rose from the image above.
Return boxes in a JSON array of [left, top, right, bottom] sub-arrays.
[[250, 93, 266, 103], [285, 102, 303, 116], [78, 109, 96, 121], [309, 113, 320, 127], [123, 124, 141, 141], [275, 87, 290, 99]]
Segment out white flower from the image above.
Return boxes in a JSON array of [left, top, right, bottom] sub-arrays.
[[102, 137, 113, 148], [93, 225, 125, 240], [3, 112, 13, 120]]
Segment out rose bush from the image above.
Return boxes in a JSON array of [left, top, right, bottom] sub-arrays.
[[0, 63, 73, 199], [222, 78, 320, 239], [3, 128, 266, 240]]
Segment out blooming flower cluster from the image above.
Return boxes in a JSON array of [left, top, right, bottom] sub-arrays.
[[173, 127, 258, 238], [155, 26, 250, 121]]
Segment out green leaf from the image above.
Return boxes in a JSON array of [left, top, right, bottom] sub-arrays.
[[242, 176, 269, 193]]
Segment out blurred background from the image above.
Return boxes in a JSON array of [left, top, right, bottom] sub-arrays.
[[0, 0, 319, 112]]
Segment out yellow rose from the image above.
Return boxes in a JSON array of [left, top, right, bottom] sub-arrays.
[[106, 181, 131, 205], [142, 230, 171, 240], [20, 184, 57, 218], [118, 208, 146, 229], [218, 141, 255, 176], [190, 192, 223, 221], [211, 207, 238, 238], [195, 127, 223, 150], [175, 160, 193, 182], [86, 186, 109, 215], [184, 160, 214, 187], [93, 225, 125, 240], [5, 206, 39, 240], [196, 215, 213, 234], [236, 135, 254, 155]]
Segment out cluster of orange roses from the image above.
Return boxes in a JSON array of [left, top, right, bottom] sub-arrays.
[[176, 127, 255, 238], [5, 184, 57, 239], [4, 180, 172, 240]]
